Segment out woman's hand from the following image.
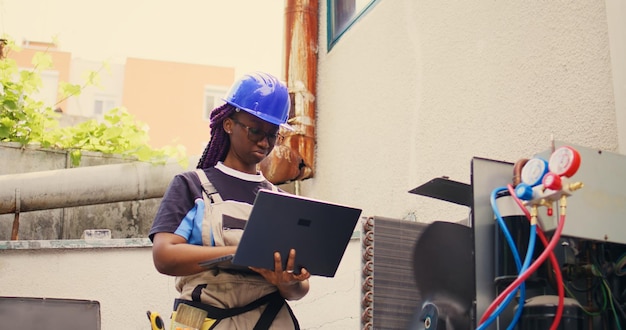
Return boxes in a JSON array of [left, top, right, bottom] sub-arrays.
[[250, 249, 311, 300]]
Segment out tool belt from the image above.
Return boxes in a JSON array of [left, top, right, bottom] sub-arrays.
[[173, 291, 299, 330]]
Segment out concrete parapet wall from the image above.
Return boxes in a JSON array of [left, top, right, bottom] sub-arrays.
[[0, 237, 362, 330], [0, 142, 166, 240]]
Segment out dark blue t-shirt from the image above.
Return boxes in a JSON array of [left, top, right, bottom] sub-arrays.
[[149, 162, 274, 243]]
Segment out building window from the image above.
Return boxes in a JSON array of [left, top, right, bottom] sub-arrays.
[[203, 86, 228, 121], [93, 94, 117, 117], [327, 0, 380, 50]]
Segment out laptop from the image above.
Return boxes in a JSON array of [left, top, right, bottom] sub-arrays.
[[198, 189, 362, 277]]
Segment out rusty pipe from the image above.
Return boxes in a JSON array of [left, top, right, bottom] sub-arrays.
[[285, 0, 318, 177], [512, 158, 529, 187], [261, 0, 319, 185]]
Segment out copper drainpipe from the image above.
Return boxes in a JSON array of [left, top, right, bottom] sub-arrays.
[[0, 39, 7, 59], [260, 0, 318, 185]]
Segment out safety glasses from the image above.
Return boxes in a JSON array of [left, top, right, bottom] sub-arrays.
[[231, 118, 283, 145]]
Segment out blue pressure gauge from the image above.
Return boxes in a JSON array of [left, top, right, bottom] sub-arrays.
[[520, 158, 549, 187]]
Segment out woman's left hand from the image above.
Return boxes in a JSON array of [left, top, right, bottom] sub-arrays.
[[250, 249, 311, 300]]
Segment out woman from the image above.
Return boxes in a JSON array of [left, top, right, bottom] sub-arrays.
[[150, 72, 310, 329]]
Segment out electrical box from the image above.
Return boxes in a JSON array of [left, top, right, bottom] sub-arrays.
[[535, 141, 626, 245]]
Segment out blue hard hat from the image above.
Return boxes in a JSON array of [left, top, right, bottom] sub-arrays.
[[223, 72, 293, 130]]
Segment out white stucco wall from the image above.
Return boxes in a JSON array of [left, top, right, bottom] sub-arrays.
[[606, 0, 626, 153], [309, 0, 619, 224]]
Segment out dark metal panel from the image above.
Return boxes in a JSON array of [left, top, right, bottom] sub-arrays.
[[471, 157, 515, 327], [0, 297, 100, 330], [409, 177, 473, 207]]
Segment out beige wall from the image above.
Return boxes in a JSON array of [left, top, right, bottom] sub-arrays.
[[122, 58, 234, 156], [0, 238, 362, 330]]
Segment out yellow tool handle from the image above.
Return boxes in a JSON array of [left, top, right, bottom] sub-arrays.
[[147, 310, 165, 330]]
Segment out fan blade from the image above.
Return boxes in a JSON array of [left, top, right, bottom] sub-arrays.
[[412, 221, 476, 329]]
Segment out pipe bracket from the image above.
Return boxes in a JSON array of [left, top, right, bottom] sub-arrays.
[[11, 188, 21, 240], [15, 188, 20, 214]]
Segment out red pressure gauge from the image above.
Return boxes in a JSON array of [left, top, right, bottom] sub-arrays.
[[542, 172, 562, 191], [548, 146, 581, 178]]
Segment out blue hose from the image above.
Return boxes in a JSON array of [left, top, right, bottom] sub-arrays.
[[506, 223, 536, 329], [477, 187, 533, 330]]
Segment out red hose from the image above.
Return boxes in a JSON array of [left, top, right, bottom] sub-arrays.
[[506, 184, 564, 330], [478, 185, 565, 330]]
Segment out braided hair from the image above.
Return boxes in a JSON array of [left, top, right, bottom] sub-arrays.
[[196, 103, 236, 169]]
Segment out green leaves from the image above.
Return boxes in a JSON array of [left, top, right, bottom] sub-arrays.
[[0, 36, 187, 168], [0, 117, 12, 139], [58, 81, 82, 100], [32, 52, 53, 71], [47, 106, 187, 167]]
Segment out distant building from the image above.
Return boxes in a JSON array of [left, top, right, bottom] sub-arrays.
[[8, 41, 235, 156]]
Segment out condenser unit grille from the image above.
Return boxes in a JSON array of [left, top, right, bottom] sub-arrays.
[[361, 216, 428, 330]]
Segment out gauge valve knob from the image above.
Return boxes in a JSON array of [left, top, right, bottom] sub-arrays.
[[515, 183, 534, 201]]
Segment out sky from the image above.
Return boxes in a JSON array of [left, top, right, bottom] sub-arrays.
[[0, 0, 285, 78]]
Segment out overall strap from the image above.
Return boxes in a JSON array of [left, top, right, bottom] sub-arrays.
[[173, 291, 298, 329], [194, 169, 223, 203], [252, 293, 287, 330]]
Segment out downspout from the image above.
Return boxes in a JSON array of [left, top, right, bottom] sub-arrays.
[[260, 0, 318, 185]]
